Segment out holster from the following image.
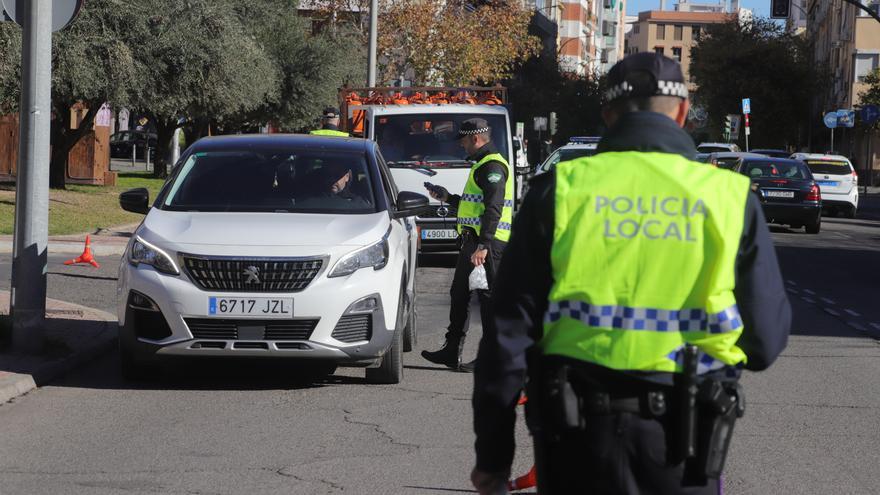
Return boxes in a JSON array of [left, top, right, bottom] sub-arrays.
[[682, 379, 746, 485]]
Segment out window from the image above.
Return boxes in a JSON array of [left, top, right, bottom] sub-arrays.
[[634, 24, 640, 34], [692, 26, 701, 40], [656, 24, 666, 39], [674, 25, 683, 40], [672, 47, 682, 62], [654, 46, 664, 55], [854, 53, 879, 81]]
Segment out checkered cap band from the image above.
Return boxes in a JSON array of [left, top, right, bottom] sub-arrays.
[[604, 80, 688, 101], [458, 126, 490, 136]]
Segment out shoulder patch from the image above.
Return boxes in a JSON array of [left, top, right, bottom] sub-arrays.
[[487, 172, 503, 183]]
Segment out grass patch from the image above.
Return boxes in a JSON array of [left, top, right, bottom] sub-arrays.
[[0, 172, 166, 236]]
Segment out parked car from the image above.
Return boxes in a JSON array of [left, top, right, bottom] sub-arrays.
[[697, 142, 741, 153], [790, 153, 858, 218], [706, 152, 767, 170], [110, 130, 158, 160], [533, 136, 601, 175], [116, 134, 429, 384], [735, 158, 822, 233], [750, 149, 791, 159]]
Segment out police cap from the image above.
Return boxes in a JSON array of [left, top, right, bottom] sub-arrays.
[[322, 107, 340, 118], [605, 52, 688, 103], [457, 118, 491, 139]]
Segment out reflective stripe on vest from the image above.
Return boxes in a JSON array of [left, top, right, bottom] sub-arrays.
[[456, 152, 514, 242], [310, 129, 350, 137], [541, 151, 751, 374]]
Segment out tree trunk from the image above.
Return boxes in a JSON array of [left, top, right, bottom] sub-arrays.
[[150, 116, 178, 179], [49, 101, 100, 189], [182, 117, 209, 150]]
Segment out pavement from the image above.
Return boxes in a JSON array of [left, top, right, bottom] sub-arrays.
[[0, 291, 116, 405]]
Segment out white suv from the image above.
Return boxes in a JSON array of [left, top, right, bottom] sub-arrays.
[[790, 153, 859, 217], [116, 135, 428, 384]]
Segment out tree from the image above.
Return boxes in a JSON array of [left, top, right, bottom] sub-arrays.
[[859, 68, 880, 130], [690, 17, 828, 149]]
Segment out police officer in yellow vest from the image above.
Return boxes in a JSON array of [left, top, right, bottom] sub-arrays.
[[310, 107, 349, 137], [470, 53, 791, 494], [422, 118, 514, 372]]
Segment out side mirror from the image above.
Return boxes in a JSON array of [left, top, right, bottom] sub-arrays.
[[120, 188, 150, 214], [394, 191, 430, 218]]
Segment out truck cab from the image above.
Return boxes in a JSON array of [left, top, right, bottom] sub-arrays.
[[339, 88, 516, 251]]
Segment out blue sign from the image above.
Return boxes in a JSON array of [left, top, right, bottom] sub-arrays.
[[742, 98, 751, 114], [836, 109, 855, 128], [823, 112, 838, 129], [861, 105, 880, 125]]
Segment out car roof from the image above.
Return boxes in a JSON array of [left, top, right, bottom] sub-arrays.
[[790, 153, 851, 162], [740, 157, 804, 165], [750, 149, 787, 153], [708, 152, 765, 158], [188, 134, 373, 153], [698, 142, 735, 147]]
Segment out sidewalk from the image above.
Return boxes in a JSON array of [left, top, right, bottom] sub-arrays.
[[0, 224, 135, 255], [0, 292, 117, 404]]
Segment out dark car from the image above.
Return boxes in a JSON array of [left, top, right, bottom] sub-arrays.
[[735, 158, 821, 233], [110, 130, 158, 160], [751, 149, 791, 159]]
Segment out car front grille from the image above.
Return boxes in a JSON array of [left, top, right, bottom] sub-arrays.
[[417, 205, 458, 220], [185, 318, 319, 340], [182, 256, 324, 293], [331, 314, 372, 343]]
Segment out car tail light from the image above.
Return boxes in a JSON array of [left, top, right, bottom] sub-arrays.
[[805, 184, 821, 201], [852, 170, 858, 184]]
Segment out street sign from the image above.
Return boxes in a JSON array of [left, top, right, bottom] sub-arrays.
[[742, 98, 751, 115], [771, 0, 790, 18], [823, 112, 838, 129], [516, 122, 524, 140], [728, 114, 741, 140], [861, 105, 880, 125], [533, 116, 547, 131], [837, 109, 855, 128], [1, 0, 84, 32]]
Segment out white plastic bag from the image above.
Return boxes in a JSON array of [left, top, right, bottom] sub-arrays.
[[469, 264, 489, 291]]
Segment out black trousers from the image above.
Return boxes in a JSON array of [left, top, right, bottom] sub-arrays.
[[536, 412, 720, 495], [445, 231, 505, 340]]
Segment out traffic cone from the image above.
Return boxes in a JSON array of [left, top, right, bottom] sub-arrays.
[[508, 465, 537, 491], [64, 235, 100, 268]]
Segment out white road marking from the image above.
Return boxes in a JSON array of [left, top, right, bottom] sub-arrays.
[[844, 309, 861, 317], [801, 297, 815, 304], [803, 289, 816, 295], [786, 280, 797, 286], [823, 308, 841, 317], [847, 321, 867, 332], [871, 323, 880, 331], [786, 288, 799, 294], [820, 297, 836, 305]]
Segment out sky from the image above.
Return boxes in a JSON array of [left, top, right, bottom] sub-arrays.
[[625, 0, 771, 17]]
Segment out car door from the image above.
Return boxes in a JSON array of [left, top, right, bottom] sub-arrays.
[[376, 150, 416, 294]]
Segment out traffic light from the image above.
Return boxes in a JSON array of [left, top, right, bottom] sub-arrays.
[[549, 112, 558, 136], [770, 0, 790, 18], [724, 115, 732, 142]]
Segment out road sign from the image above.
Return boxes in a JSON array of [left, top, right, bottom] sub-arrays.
[[1, 0, 84, 31], [837, 109, 855, 128], [771, 0, 790, 18], [861, 105, 880, 125], [742, 98, 751, 115], [728, 114, 741, 140], [533, 116, 547, 131], [823, 112, 838, 129], [516, 122, 524, 140]]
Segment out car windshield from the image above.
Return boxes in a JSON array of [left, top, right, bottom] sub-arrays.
[[161, 150, 377, 213], [804, 160, 852, 176], [698, 145, 733, 153], [742, 161, 811, 179], [714, 157, 740, 170], [541, 148, 598, 172], [376, 113, 509, 169]]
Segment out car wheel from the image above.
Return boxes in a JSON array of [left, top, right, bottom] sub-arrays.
[[365, 328, 403, 385], [403, 292, 418, 352], [805, 217, 821, 234]]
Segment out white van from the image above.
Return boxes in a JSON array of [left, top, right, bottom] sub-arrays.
[[790, 153, 859, 217]]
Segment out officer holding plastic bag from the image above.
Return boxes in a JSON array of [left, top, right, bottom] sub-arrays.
[[422, 118, 514, 372]]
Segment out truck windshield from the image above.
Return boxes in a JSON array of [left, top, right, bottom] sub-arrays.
[[376, 113, 509, 169]]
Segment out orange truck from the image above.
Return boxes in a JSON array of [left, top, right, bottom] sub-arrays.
[[338, 86, 526, 251]]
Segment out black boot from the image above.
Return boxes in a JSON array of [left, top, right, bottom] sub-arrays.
[[458, 359, 476, 373], [421, 336, 464, 369]]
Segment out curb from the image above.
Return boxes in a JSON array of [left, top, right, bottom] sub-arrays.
[[0, 302, 117, 405], [0, 241, 128, 255]]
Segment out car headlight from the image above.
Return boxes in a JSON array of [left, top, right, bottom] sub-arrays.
[[328, 238, 389, 278], [128, 237, 180, 275]]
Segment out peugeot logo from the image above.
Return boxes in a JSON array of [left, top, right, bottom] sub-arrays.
[[243, 266, 261, 284], [437, 206, 449, 218]]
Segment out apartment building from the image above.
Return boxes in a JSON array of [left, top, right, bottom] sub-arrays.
[[624, 10, 730, 84]]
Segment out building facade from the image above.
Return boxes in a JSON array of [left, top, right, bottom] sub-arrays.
[[624, 10, 730, 84]]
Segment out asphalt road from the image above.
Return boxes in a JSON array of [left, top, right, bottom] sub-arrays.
[[1, 203, 879, 494]]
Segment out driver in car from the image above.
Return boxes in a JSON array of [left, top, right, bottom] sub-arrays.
[[304, 162, 370, 208]]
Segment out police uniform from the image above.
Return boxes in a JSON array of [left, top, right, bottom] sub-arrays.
[[422, 119, 514, 371], [310, 107, 349, 137], [472, 53, 792, 493]]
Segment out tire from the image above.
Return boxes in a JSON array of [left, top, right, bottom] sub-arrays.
[[805, 216, 821, 234], [366, 328, 403, 384], [403, 292, 418, 353]]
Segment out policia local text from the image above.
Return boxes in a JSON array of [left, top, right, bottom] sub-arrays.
[[596, 195, 708, 242]]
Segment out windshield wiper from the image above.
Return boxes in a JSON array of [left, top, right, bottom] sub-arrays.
[[386, 161, 438, 176]]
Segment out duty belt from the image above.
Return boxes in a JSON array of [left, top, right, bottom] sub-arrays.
[[581, 390, 668, 417]]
